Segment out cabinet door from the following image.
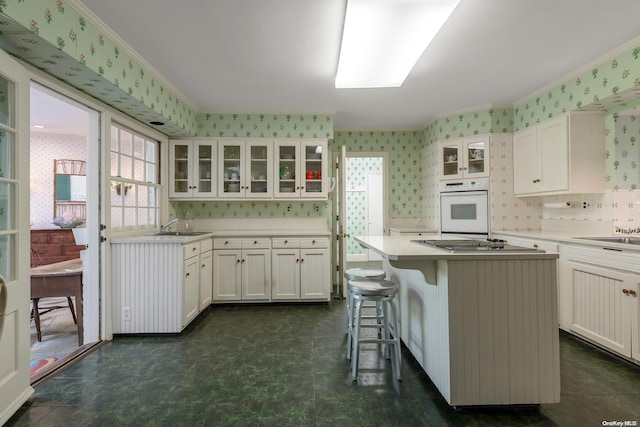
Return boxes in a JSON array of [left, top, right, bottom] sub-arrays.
[[182, 255, 200, 327], [300, 248, 330, 300], [242, 249, 271, 300], [300, 140, 327, 198], [213, 250, 242, 300], [198, 250, 213, 310], [246, 140, 273, 198], [538, 115, 569, 192], [568, 260, 634, 357], [169, 140, 193, 197], [513, 127, 539, 195], [193, 140, 216, 197], [438, 139, 463, 179], [218, 140, 244, 198], [462, 136, 489, 178], [271, 249, 301, 299], [274, 140, 300, 197]]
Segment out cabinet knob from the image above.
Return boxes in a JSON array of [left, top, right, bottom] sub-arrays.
[[186, 272, 190, 277], [300, 258, 304, 262], [300, 186, 304, 190], [202, 264, 206, 268], [284, 240, 288, 244], [312, 240, 316, 244], [224, 241, 229, 245], [192, 247, 197, 252], [623, 288, 630, 295], [236, 259, 240, 263], [630, 289, 637, 296], [241, 259, 245, 263], [254, 240, 257, 245]]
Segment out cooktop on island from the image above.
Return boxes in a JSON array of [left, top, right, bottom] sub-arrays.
[[411, 238, 544, 253]]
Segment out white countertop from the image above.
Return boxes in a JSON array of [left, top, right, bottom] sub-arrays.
[[493, 230, 640, 252], [111, 228, 330, 244], [355, 235, 559, 261]]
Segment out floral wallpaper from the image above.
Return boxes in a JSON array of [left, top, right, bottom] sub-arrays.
[[30, 133, 86, 228], [332, 131, 422, 219], [346, 157, 383, 256], [424, 107, 514, 143], [0, 0, 196, 137], [196, 113, 334, 139], [611, 112, 640, 189]]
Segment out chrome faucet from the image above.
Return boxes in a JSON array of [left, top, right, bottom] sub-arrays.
[[160, 218, 180, 232]]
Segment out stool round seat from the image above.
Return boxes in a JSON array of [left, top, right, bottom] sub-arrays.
[[348, 278, 398, 297], [344, 268, 386, 281]]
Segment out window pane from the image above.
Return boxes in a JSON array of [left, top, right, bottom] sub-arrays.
[[133, 136, 144, 159], [133, 159, 144, 181], [0, 234, 15, 280], [0, 75, 15, 128], [146, 140, 156, 161], [124, 184, 136, 207], [124, 207, 135, 228], [0, 182, 14, 230], [137, 208, 148, 227], [149, 207, 158, 228], [0, 130, 15, 179], [110, 180, 124, 206], [110, 206, 122, 229], [138, 185, 148, 205], [119, 154, 132, 179], [110, 125, 119, 151], [110, 152, 119, 177], [146, 163, 157, 184], [120, 130, 132, 155]]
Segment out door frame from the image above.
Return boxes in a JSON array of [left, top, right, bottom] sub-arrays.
[[345, 152, 388, 263]]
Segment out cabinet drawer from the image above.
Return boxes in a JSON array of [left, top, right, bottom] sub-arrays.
[[301, 237, 329, 248], [242, 238, 271, 249], [183, 242, 200, 259], [272, 238, 301, 248], [214, 238, 242, 249], [200, 238, 213, 252]]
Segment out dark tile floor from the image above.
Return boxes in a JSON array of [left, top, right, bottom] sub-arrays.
[[7, 300, 640, 427]]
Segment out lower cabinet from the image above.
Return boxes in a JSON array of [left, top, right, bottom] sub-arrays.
[[564, 245, 640, 362], [111, 237, 212, 333], [272, 237, 330, 301], [213, 238, 271, 301]]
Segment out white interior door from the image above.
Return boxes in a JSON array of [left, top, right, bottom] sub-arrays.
[[366, 172, 383, 261], [0, 49, 34, 425]]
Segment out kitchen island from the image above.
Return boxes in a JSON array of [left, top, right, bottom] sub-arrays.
[[355, 235, 560, 407]]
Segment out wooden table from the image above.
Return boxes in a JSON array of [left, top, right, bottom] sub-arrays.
[[30, 258, 83, 346]]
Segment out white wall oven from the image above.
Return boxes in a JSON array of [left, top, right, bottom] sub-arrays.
[[440, 178, 489, 238]]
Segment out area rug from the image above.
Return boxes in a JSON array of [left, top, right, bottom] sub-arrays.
[[30, 357, 58, 376]]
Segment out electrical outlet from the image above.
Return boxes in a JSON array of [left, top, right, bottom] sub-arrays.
[[582, 201, 592, 209], [122, 307, 131, 321], [286, 204, 292, 212]]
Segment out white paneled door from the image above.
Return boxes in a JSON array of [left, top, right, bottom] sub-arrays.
[[0, 49, 33, 424]]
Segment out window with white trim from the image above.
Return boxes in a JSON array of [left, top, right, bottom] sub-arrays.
[[110, 124, 159, 232]]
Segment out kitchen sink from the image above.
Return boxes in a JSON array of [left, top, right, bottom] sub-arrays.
[[573, 236, 640, 245], [151, 231, 210, 236]]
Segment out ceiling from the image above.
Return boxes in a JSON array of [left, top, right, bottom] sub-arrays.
[[46, 1, 640, 131]]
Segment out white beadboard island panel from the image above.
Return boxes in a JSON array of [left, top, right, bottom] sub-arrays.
[[358, 235, 560, 407]]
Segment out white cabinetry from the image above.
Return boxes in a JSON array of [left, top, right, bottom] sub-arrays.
[[438, 136, 489, 180], [272, 237, 330, 301], [564, 245, 640, 362], [169, 139, 216, 198], [111, 237, 212, 333], [274, 139, 328, 198], [213, 238, 271, 301], [513, 111, 605, 196], [218, 139, 273, 198], [198, 239, 213, 311]]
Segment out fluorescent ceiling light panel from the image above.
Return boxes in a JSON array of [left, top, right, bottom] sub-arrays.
[[336, 0, 460, 88]]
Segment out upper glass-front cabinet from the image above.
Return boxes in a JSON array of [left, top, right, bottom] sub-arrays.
[[169, 139, 216, 198], [274, 139, 328, 198], [218, 139, 273, 198], [438, 136, 490, 180]]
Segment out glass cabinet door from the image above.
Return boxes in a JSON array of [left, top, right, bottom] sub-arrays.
[[170, 141, 192, 197], [275, 141, 299, 196], [440, 140, 462, 179], [464, 138, 489, 177], [301, 141, 324, 196], [193, 141, 215, 197], [246, 141, 272, 197], [219, 141, 243, 197]]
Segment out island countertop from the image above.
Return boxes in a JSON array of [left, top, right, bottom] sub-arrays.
[[355, 235, 559, 261]]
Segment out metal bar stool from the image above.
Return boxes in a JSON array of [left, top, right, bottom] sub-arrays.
[[347, 278, 402, 381], [344, 268, 386, 334]]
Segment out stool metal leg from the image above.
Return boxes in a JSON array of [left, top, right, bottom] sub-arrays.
[[389, 299, 402, 380], [351, 298, 364, 381]]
